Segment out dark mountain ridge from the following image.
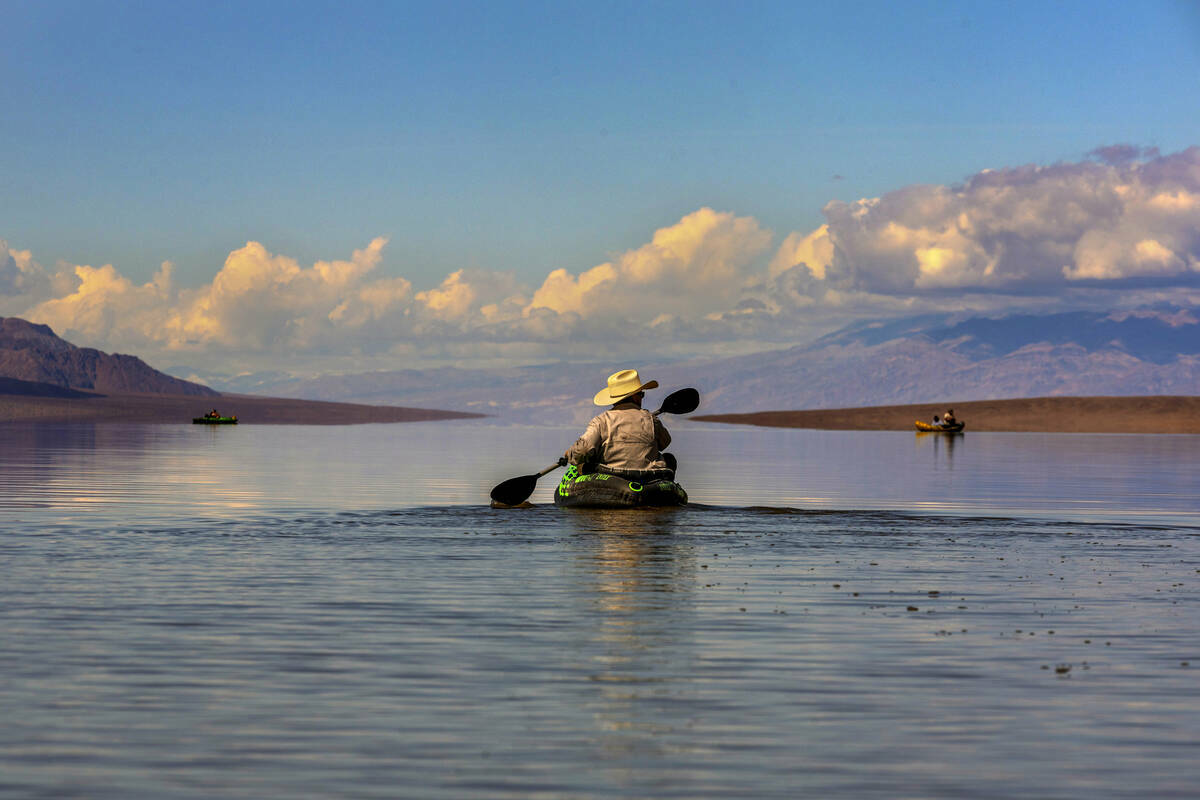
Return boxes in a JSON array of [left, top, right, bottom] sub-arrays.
[[0, 375, 97, 398], [0, 317, 218, 397]]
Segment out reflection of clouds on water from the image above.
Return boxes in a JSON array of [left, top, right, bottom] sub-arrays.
[[560, 510, 702, 765], [0, 424, 135, 510], [0, 422, 264, 515]]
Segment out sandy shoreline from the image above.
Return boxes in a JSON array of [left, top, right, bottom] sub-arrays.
[[694, 395, 1200, 434], [0, 391, 484, 425]]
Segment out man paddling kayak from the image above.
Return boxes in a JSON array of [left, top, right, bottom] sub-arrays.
[[561, 369, 675, 481]]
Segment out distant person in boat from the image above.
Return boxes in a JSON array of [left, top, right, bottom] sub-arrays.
[[942, 409, 957, 426], [931, 414, 943, 428], [207, 409, 220, 419], [561, 369, 674, 481]]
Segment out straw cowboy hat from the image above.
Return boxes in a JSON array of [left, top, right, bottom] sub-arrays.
[[593, 369, 659, 406]]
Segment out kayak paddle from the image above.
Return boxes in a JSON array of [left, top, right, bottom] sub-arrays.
[[489, 386, 700, 506]]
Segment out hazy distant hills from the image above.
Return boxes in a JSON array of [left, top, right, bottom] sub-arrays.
[[192, 362, 629, 425], [0, 317, 218, 397], [690, 308, 1200, 413], [814, 309, 1200, 364], [193, 307, 1200, 422]]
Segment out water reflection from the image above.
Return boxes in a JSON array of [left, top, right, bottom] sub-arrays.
[[0, 422, 266, 516], [564, 509, 694, 610], [560, 510, 699, 766], [915, 429, 959, 469], [6, 423, 1200, 798], [4, 421, 1198, 525], [0, 424, 151, 510]]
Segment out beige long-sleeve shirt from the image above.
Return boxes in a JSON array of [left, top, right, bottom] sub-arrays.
[[564, 403, 671, 472]]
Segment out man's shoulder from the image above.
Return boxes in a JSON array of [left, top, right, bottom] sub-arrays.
[[605, 406, 651, 418]]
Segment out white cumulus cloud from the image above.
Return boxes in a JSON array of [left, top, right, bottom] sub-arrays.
[[525, 208, 773, 321], [4, 147, 1200, 372], [802, 147, 1200, 294], [0, 241, 50, 300]]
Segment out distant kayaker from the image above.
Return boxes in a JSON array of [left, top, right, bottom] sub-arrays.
[[943, 409, 957, 426], [931, 414, 944, 428], [561, 369, 674, 481]]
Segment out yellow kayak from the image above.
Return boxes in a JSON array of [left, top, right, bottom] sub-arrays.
[[915, 420, 964, 433]]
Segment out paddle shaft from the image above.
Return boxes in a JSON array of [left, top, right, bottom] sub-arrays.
[[533, 462, 561, 478]]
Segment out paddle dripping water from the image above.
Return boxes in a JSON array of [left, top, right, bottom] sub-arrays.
[[489, 387, 700, 506]]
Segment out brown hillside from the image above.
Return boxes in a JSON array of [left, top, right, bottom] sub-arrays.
[[0, 317, 217, 396]]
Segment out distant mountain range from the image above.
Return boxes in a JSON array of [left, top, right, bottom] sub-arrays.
[[187, 307, 1200, 423], [814, 309, 1200, 364], [0, 317, 217, 397], [688, 307, 1200, 414], [5, 310, 1195, 421]]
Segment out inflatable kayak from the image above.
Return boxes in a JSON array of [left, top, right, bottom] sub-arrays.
[[915, 420, 964, 433], [554, 464, 687, 508], [193, 415, 238, 424]]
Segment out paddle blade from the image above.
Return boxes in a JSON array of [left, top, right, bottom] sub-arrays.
[[490, 473, 539, 506], [656, 387, 700, 416]]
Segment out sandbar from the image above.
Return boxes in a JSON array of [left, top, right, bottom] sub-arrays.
[[693, 395, 1200, 434], [0, 391, 484, 425]]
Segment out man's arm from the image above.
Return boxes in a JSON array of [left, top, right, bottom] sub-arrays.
[[565, 415, 605, 465], [654, 418, 671, 451]]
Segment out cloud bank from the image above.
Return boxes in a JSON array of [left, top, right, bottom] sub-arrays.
[[766, 147, 1200, 294], [5, 146, 1199, 372]]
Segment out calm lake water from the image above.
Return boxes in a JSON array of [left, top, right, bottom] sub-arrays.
[[2, 419, 1198, 799]]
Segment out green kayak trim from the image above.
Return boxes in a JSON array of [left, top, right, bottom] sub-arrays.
[[553, 464, 687, 508]]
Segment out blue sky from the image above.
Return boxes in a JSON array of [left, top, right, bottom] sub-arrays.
[[2, 0, 1199, 373]]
